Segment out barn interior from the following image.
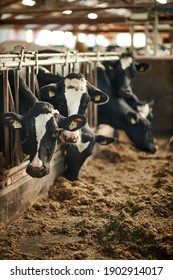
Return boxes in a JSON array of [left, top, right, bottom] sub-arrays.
[[0, 0, 173, 261]]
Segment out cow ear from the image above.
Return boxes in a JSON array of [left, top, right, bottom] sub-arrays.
[[87, 82, 109, 104], [135, 62, 150, 73], [1, 112, 23, 130], [40, 85, 56, 102], [95, 135, 116, 145], [127, 112, 139, 125], [61, 114, 86, 131]]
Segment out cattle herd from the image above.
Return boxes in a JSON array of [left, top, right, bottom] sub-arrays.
[[0, 52, 157, 181]]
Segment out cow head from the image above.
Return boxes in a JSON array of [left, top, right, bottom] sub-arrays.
[[103, 53, 150, 98], [64, 128, 115, 181], [39, 72, 108, 144], [1, 101, 86, 178], [126, 111, 157, 153]]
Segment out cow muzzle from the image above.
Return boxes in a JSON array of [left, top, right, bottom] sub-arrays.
[[60, 130, 80, 144], [26, 164, 50, 178]]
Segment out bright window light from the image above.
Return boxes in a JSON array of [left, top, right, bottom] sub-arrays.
[[156, 0, 167, 4], [117, 32, 146, 48], [50, 31, 64, 46], [35, 30, 52, 46], [64, 31, 75, 48], [87, 13, 98, 19], [117, 33, 131, 47], [77, 33, 87, 43], [133, 33, 146, 48], [96, 34, 109, 47], [86, 34, 96, 48], [22, 0, 36, 6], [26, 29, 33, 42]]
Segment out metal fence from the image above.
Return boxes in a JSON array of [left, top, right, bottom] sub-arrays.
[[0, 46, 119, 171]]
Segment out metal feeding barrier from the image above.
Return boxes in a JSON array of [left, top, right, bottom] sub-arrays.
[[0, 45, 119, 178]]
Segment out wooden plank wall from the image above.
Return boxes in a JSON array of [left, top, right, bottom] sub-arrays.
[[133, 57, 173, 135]]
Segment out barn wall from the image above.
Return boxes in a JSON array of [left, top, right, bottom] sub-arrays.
[[132, 57, 173, 135]]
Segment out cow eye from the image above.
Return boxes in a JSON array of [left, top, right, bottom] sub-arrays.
[[52, 129, 60, 138]]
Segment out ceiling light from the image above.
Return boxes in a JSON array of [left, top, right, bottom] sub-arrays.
[[22, 0, 36, 6], [156, 0, 167, 4], [62, 10, 72, 15], [87, 13, 98, 19]]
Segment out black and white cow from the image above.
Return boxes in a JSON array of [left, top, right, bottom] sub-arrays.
[[0, 69, 86, 178], [37, 69, 115, 180], [64, 125, 115, 181], [38, 70, 108, 144], [102, 53, 154, 121], [96, 62, 157, 153]]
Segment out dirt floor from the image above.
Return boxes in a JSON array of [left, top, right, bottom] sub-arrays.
[[0, 134, 173, 260]]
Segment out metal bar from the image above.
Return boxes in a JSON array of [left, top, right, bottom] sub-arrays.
[[3, 70, 10, 168], [153, 12, 159, 56], [14, 69, 22, 166], [130, 26, 135, 53], [0, 52, 120, 70], [8, 81, 15, 112], [30, 66, 36, 94], [25, 66, 30, 87]]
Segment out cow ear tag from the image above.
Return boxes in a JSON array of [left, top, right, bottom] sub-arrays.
[[13, 120, 22, 129], [100, 137, 115, 145], [91, 92, 109, 104], [100, 139, 108, 145], [69, 121, 77, 131], [138, 65, 144, 72], [94, 95, 101, 102], [131, 117, 137, 124], [48, 91, 55, 97], [127, 112, 138, 125], [3, 115, 22, 129], [130, 116, 138, 125], [136, 62, 150, 73]]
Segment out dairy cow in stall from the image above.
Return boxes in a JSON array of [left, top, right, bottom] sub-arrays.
[[38, 71, 108, 144], [37, 69, 115, 180], [102, 52, 154, 121], [64, 124, 115, 181], [96, 57, 157, 153], [0, 69, 86, 178]]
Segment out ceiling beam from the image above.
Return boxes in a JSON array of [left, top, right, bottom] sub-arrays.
[[0, 17, 126, 25], [70, 26, 173, 34], [1, 2, 173, 13], [0, 0, 20, 9], [0, 15, 173, 26]]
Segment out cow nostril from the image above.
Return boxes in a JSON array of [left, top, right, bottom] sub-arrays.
[[39, 167, 46, 175], [26, 165, 32, 172]]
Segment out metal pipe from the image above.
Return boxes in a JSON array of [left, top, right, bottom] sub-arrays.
[[153, 12, 159, 56]]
